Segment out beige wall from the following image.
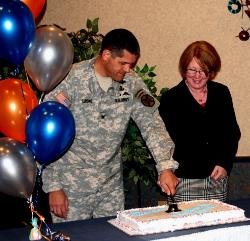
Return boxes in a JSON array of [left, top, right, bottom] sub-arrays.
[[41, 0, 250, 156]]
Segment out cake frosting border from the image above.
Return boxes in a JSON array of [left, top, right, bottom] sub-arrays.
[[108, 199, 249, 235]]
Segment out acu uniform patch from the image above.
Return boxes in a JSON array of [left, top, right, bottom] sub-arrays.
[[141, 94, 155, 107], [55, 91, 72, 108], [135, 89, 159, 113]]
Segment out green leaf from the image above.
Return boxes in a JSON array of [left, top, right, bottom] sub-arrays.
[[149, 65, 156, 72], [148, 72, 156, 78], [135, 65, 140, 73], [140, 64, 149, 73], [92, 18, 99, 33], [86, 19, 92, 29], [160, 87, 169, 94], [133, 175, 139, 184]]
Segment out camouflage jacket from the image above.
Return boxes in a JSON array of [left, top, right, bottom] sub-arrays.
[[42, 58, 178, 193]]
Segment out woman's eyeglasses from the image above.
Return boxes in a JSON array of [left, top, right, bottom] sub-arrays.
[[186, 68, 207, 77]]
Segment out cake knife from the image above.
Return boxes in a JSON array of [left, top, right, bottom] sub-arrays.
[[166, 195, 181, 213]]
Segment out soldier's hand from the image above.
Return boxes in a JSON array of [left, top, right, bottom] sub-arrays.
[[49, 189, 69, 219], [157, 169, 179, 195]]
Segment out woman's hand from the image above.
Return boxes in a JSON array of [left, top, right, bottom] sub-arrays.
[[210, 165, 227, 181]]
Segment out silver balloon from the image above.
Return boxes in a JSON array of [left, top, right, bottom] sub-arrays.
[[0, 138, 37, 198], [24, 25, 74, 93]]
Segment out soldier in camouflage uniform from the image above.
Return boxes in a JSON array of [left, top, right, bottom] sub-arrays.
[[42, 28, 179, 222]]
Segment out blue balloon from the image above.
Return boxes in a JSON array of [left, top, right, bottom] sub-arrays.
[[0, 0, 35, 65], [26, 101, 75, 165]]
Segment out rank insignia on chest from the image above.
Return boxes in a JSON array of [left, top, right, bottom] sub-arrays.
[[115, 84, 130, 102]]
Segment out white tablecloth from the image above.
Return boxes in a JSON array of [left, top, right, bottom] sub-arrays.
[[152, 225, 250, 241]]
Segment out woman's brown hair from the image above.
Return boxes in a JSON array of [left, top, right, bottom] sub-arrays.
[[179, 41, 221, 80]]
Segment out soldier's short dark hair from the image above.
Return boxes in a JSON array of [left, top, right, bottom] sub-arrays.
[[100, 28, 140, 57]]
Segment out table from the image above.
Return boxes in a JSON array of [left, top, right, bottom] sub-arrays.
[[1, 198, 250, 241]]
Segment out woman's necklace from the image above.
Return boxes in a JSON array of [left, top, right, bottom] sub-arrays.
[[186, 83, 208, 105]]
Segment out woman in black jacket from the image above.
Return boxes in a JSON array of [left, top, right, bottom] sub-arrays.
[[159, 41, 241, 202]]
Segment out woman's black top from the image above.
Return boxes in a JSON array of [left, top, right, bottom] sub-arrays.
[[159, 80, 241, 178]]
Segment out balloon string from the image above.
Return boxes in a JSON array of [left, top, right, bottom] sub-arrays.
[[39, 92, 45, 104], [13, 65, 20, 77], [24, 66, 31, 86], [32, 165, 44, 209], [28, 196, 52, 241], [19, 81, 29, 117]]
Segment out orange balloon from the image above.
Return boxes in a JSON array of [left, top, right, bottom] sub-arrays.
[[0, 78, 38, 142], [22, 0, 46, 19]]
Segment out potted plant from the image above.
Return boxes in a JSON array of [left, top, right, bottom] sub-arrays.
[[122, 64, 168, 207]]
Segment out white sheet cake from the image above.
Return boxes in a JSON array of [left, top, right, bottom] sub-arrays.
[[110, 199, 248, 235]]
